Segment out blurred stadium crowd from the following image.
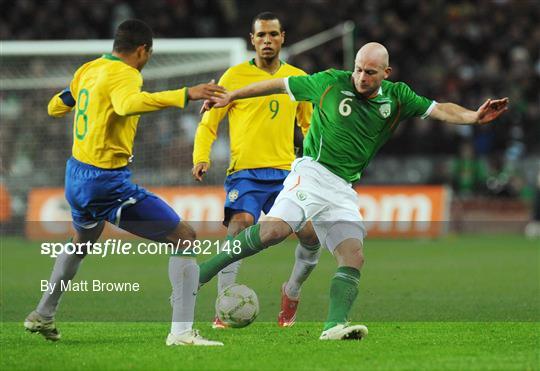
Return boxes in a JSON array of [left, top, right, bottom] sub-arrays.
[[1, 0, 539, 200]]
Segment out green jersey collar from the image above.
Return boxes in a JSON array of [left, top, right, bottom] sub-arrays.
[[368, 86, 393, 103], [356, 84, 386, 102], [249, 58, 285, 66], [102, 53, 122, 62]]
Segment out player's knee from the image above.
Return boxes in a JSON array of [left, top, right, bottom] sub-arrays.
[[166, 221, 197, 243], [228, 218, 253, 237], [296, 222, 319, 246], [72, 222, 105, 256], [298, 233, 319, 247], [185, 229, 197, 242], [259, 219, 291, 246], [180, 224, 197, 241], [342, 250, 364, 269], [297, 228, 319, 247], [335, 239, 365, 269], [259, 226, 283, 245], [352, 249, 365, 268]]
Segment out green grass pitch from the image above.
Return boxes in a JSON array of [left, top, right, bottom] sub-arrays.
[[1, 234, 539, 370]]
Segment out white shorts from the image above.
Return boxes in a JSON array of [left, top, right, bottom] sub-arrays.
[[267, 157, 366, 252]]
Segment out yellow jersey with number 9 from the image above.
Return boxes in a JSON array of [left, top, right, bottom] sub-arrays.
[[193, 60, 312, 174], [47, 54, 188, 169]]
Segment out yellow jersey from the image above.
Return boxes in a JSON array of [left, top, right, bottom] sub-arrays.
[[193, 59, 312, 174], [47, 53, 188, 169]]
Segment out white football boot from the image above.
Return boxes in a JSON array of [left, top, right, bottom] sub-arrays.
[[166, 330, 223, 346], [319, 323, 368, 341]]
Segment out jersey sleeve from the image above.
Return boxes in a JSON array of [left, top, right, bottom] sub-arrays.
[[47, 88, 75, 117], [296, 101, 313, 136], [396, 82, 436, 120], [192, 71, 231, 166], [284, 69, 336, 105], [109, 67, 188, 116]]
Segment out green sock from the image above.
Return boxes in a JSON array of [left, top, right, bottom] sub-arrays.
[[199, 224, 263, 284], [323, 266, 361, 331]]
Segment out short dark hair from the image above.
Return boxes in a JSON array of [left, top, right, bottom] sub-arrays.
[[113, 19, 153, 53], [251, 12, 282, 33]]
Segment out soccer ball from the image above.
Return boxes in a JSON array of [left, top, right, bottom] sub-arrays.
[[215, 284, 259, 328]]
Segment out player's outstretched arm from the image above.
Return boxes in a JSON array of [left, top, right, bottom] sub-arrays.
[[112, 76, 225, 116], [187, 80, 226, 101], [429, 98, 509, 125], [209, 78, 287, 109]]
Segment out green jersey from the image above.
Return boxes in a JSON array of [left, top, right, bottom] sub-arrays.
[[285, 69, 435, 182]]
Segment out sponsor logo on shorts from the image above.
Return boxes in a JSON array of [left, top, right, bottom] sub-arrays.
[[228, 189, 239, 203], [296, 190, 307, 201], [379, 103, 391, 118]]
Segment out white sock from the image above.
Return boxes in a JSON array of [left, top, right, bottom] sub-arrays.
[[284, 242, 321, 299], [36, 250, 84, 319], [217, 236, 242, 294], [169, 256, 198, 335], [217, 260, 242, 294]]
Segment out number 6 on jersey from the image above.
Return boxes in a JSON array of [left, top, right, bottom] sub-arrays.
[[338, 98, 352, 116]]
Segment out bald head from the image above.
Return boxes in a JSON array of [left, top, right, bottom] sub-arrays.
[[351, 42, 392, 98], [356, 42, 389, 69]]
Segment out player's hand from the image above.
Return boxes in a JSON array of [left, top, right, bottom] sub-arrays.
[[192, 162, 209, 182], [188, 80, 226, 101], [199, 99, 216, 115], [200, 91, 230, 113], [476, 97, 509, 125], [209, 91, 232, 108]]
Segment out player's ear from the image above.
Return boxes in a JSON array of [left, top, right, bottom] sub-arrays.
[[250, 33, 255, 47], [135, 45, 146, 59], [281, 31, 285, 45], [384, 66, 392, 79]]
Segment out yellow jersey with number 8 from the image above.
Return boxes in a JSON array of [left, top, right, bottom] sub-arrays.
[[47, 54, 188, 169]]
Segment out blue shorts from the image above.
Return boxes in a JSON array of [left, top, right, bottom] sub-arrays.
[[223, 168, 289, 225], [65, 157, 179, 241]]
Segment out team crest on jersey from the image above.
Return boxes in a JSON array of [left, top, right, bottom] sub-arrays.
[[228, 189, 239, 203], [341, 90, 355, 97], [379, 103, 391, 118], [296, 190, 307, 201]]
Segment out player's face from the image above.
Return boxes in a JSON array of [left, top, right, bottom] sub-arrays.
[[250, 20, 284, 60], [352, 57, 391, 98]]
